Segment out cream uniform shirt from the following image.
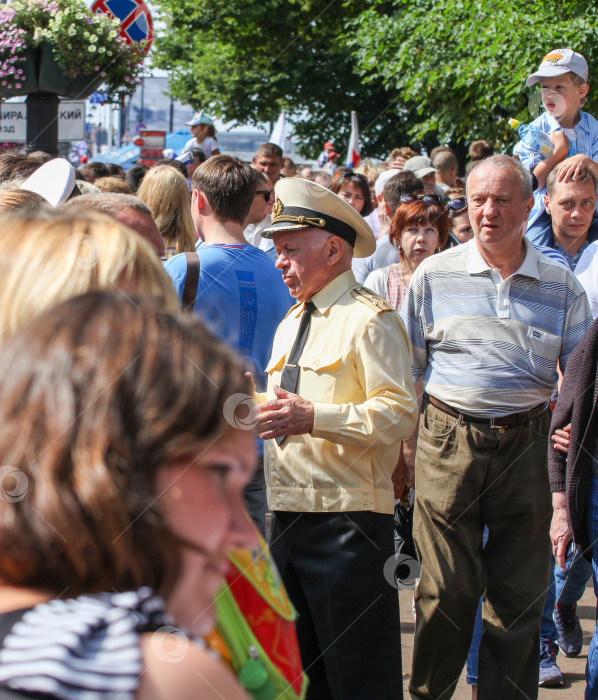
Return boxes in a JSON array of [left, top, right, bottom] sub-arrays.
[[263, 269, 417, 514]]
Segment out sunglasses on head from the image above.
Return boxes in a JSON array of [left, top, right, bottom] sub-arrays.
[[447, 197, 467, 213], [400, 193, 442, 206], [256, 190, 272, 202]]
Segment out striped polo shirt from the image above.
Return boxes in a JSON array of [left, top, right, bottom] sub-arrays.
[[400, 238, 593, 417]]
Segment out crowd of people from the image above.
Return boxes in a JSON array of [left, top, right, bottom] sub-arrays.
[[0, 46, 596, 700]]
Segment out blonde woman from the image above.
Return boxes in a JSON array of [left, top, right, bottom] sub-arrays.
[[136, 166, 196, 258], [0, 209, 177, 342]]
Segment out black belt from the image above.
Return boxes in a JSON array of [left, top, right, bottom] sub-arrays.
[[427, 396, 548, 429]]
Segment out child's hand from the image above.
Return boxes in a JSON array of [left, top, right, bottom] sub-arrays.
[[549, 131, 569, 159], [556, 154, 591, 182]]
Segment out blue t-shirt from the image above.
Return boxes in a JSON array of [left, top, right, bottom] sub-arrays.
[[165, 244, 292, 392]]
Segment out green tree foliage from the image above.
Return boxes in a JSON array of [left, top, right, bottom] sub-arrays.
[[152, 0, 598, 158], [151, 0, 413, 158], [350, 0, 598, 152]]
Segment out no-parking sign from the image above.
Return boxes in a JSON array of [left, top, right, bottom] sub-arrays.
[[91, 0, 153, 50]]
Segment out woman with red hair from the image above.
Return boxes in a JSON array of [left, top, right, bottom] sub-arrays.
[[364, 194, 449, 310]]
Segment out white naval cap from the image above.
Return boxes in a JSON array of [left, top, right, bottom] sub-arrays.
[[261, 177, 376, 258], [19, 158, 76, 207]]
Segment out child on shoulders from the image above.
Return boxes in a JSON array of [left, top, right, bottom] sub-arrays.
[[514, 49, 598, 246]]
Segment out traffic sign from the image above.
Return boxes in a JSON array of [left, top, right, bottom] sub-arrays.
[[135, 122, 146, 134], [89, 91, 110, 104], [91, 0, 153, 51]]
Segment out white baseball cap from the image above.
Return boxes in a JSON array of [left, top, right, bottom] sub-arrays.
[[526, 49, 588, 87], [374, 169, 401, 198]]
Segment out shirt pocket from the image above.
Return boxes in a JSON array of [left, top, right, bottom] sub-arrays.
[[297, 353, 343, 403], [526, 326, 561, 383]]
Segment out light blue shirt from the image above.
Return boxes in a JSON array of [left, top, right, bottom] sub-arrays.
[[400, 239, 592, 417], [553, 240, 590, 271], [514, 110, 598, 227]]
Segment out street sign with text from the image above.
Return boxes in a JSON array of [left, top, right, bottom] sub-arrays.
[[0, 102, 86, 142]]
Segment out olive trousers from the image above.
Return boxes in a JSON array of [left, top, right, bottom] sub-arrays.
[[409, 401, 552, 700]]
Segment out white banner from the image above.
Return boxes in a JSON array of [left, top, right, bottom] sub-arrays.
[[269, 110, 286, 152], [58, 102, 85, 141], [0, 101, 86, 142], [0, 103, 27, 142]]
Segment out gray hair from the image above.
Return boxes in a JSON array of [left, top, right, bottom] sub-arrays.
[[63, 193, 152, 218], [466, 154, 533, 200]]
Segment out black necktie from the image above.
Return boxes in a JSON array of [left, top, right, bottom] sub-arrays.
[[275, 300, 316, 445]]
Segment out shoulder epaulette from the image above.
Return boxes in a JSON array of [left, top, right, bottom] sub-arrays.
[[350, 286, 394, 312]]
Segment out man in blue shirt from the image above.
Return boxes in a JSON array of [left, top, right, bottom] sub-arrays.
[[165, 155, 292, 535], [544, 166, 596, 271]]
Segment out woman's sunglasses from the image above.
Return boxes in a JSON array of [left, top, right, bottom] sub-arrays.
[[447, 197, 467, 213], [256, 190, 272, 202], [399, 193, 442, 206]]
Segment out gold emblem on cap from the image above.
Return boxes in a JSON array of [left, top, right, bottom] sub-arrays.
[[543, 52, 564, 64], [272, 197, 283, 218]]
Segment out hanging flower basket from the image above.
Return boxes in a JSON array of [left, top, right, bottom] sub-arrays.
[[0, 45, 39, 97], [37, 42, 103, 99], [0, 0, 145, 101]]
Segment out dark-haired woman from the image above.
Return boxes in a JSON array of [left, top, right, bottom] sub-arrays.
[[448, 196, 474, 245], [331, 172, 374, 217]]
